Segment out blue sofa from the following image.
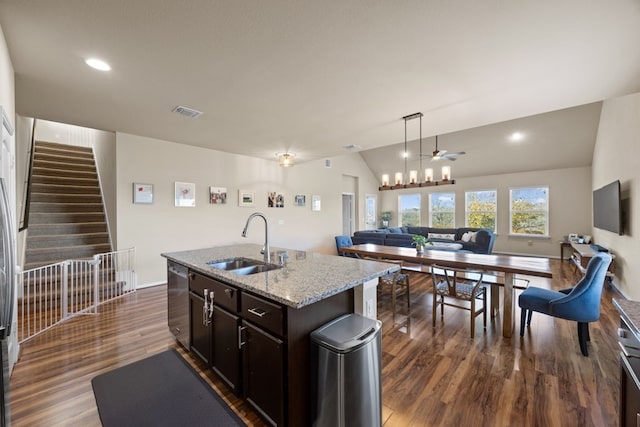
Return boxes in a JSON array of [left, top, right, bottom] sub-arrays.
[[351, 226, 496, 254]]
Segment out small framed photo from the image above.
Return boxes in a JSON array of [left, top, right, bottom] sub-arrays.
[[268, 192, 284, 208], [238, 189, 255, 207], [209, 186, 227, 204], [175, 182, 196, 207], [294, 194, 306, 207], [133, 183, 153, 204], [311, 195, 321, 211]]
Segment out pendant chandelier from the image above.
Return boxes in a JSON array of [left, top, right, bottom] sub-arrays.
[[379, 112, 455, 191]]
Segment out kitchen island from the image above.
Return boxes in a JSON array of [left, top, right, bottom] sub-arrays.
[[162, 244, 397, 426]]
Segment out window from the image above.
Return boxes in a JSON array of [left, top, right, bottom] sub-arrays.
[[510, 187, 549, 236], [465, 190, 497, 231], [398, 194, 420, 227], [429, 192, 455, 228]]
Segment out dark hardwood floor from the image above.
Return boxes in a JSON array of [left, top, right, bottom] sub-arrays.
[[9, 259, 621, 426]]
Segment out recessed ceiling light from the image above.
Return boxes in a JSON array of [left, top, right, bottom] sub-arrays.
[[510, 132, 524, 142], [85, 58, 111, 71]]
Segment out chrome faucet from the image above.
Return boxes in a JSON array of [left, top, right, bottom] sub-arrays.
[[241, 212, 270, 263]]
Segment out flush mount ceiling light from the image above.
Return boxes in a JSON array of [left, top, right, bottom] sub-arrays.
[[277, 153, 295, 167], [379, 112, 456, 191], [85, 58, 111, 71]]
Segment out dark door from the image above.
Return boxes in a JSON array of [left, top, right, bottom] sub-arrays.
[[189, 292, 211, 364], [242, 320, 285, 427], [212, 305, 241, 394]]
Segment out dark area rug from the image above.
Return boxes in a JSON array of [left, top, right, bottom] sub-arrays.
[[91, 349, 246, 427]]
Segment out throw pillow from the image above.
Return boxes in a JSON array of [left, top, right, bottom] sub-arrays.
[[461, 232, 471, 242], [469, 231, 478, 243], [428, 233, 455, 241]]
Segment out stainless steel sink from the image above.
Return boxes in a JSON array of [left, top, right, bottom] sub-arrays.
[[207, 257, 264, 270], [207, 257, 281, 275], [231, 263, 281, 275]]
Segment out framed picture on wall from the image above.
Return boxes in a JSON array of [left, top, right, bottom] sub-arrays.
[[133, 183, 153, 204], [311, 195, 321, 211], [294, 194, 306, 207], [238, 189, 255, 207], [175, 182, 196, 207], [209, 186, 227, 204]]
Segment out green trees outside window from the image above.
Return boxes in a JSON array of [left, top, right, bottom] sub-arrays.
[[429, 193, 455, 228], [510, 187, 549, 235], [466, 190, 497, 231]]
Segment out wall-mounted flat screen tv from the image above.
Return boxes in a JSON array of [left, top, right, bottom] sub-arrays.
[[593, 180, 622, 235]]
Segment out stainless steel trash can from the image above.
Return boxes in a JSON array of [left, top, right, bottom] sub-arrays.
[[310, 313, 382, 427]]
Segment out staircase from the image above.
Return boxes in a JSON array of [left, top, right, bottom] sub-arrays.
[[24, 141, 112, 270]]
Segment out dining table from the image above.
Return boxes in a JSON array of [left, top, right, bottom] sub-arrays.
[[341, 244, 553, 338]]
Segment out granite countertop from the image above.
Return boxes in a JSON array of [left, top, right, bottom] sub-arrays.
[[613, 298, 640, 340], [161, 244, 399, 309]]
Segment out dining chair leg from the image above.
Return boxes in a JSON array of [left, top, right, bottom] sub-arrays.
[[392, 284, 397, 316], [520, 308, 527, 336], [482, 288, 487, 329], [490, 284, 499, 318], [432, 292, 437, 327], [470, 297, 475, 338], [526, 309, 533, 326], [578, 322, 589, 356], [406, 279, 411, 311]]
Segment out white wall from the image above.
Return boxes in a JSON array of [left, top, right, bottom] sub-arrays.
[[379, 166, 593, 257], [115, 132, 379, 286], [592, 92, 640, 299]]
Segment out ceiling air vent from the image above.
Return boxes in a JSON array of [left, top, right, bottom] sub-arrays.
[[172, 105, 203, 118]]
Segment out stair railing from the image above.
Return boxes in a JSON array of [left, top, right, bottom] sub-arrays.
[[18, 118, 37, 232], [17, 247, 137, 344]]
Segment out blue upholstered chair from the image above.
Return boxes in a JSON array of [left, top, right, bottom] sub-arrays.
[[335, 235, 356, 257], [518, 252, 612, 356]]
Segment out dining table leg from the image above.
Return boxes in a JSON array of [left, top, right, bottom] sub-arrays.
[[502, 272, 515, 337]]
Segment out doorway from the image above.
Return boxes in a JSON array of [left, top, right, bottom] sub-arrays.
[[342, 193, 354, 236], [365, 194, 377, 230]]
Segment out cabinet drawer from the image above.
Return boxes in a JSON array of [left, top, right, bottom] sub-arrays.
[[189, 272, 239, 313], [242, 292, 284, 336]]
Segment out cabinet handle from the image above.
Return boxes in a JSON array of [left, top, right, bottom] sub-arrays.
[[248, 307, 267, 318], [202, 289, 212, 326], [238, 326, 247, 349]]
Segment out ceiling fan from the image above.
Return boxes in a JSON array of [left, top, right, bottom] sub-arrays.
[[423, 135, 466, 161]]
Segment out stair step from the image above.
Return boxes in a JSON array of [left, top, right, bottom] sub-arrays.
[[32, 159, 96, 173], [28, 212, 106, 224], [26, 232, 110, 249], [32, 166, 97, 179], [27, 222, 109, 236], [35, 141, 93, 154], [35, 145, 94, 159], [31, 175, 99, 186], [31, 183, 101, 195], [29, 202, 105, 214], [29, 193, 103, 204], [34, 152, 95, 166], [25, 244, 112, 264]]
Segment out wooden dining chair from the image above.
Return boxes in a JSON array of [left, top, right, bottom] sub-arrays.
[[430, 265, 487, 338], [363, 257, 410, 315]]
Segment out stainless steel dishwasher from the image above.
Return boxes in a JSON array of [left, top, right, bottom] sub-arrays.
[[167, 261, 190, 348]]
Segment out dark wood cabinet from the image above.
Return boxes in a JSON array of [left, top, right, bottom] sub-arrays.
[[241, 320, 285, 427], [189, 291, 211, 364], [620, 354, 640, 427], [170, 261, 354, 426], [212, 305, 241, 394]]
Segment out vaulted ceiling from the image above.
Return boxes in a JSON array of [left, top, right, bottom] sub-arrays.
[[1, 1, 639, 172]]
